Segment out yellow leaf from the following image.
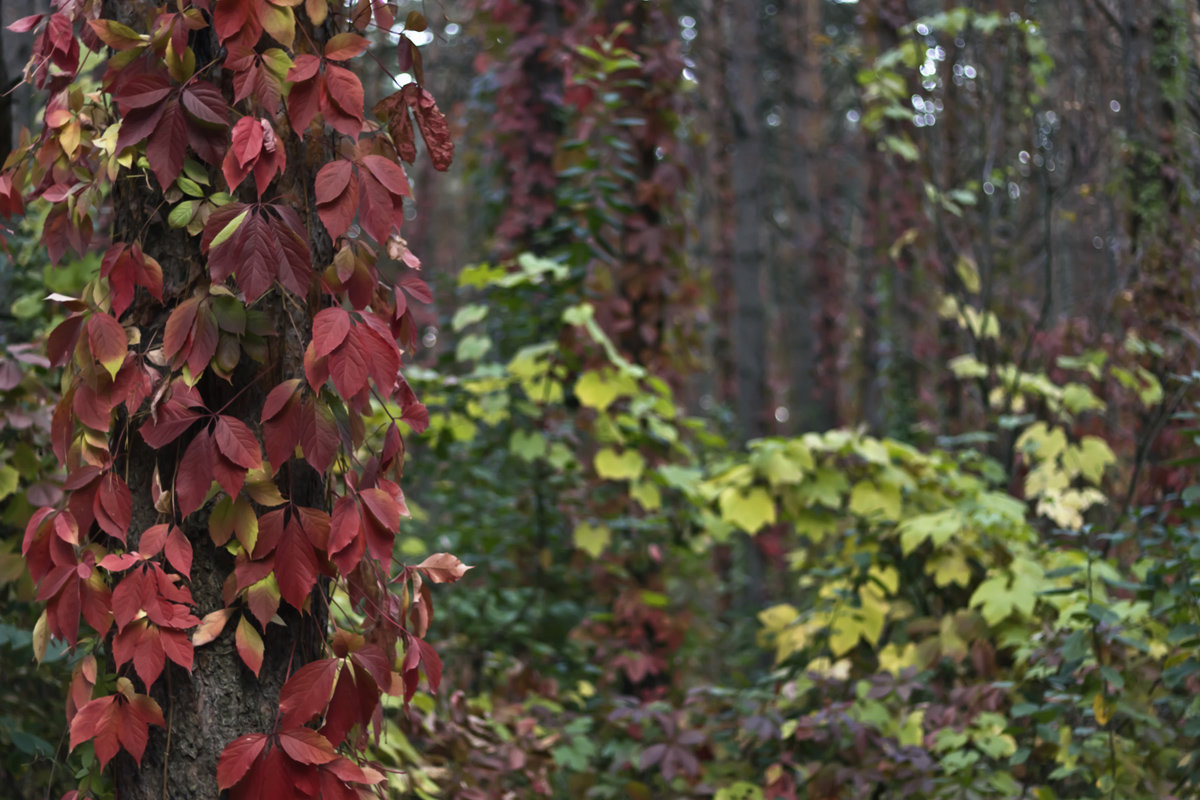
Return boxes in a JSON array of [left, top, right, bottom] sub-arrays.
[[719, 486, 776, 534], [32, 610, 49, 664], [630, 481, 661, 511], [573, 522, 611, 558], [0, 465, 18, 502], [594, 448, 645, 481], [1093, 693, 1113, 726], [848, 480, 901, 521], [575, 369, 636, 412]]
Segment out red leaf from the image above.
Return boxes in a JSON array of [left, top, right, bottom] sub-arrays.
[[270, 207, 312, 295], [163, 297, 200, 367], [263, 378, 301, 420], [86, 313, 127, 374], [212, 453, 249, 499], [412, 87, 454, 170], [8, 14, 46, 33], [328, 496, 360, 556], [299, 397, 338, 474], [217, 732, 269, 790], [111, 571, 149, 631], [187, 304, 220, 376], [312, 307, 352, 359], [214, 415, 263, 470], [117, 74, 173, 113], [314, 160, 358, 240], [358, 487, 399, 533], [69, 695, 119, 766], [275, 516, 320, 611], [328, 329, 369, 398], [279, 727, 337, 765], [47, 313, 84, 367], [138, 523, 170, 557], [286, 73, 322, 136], [146, 102, 188, 189], [324, 32, 370, 61], [165, 526, 193, 577], [94, 473, 132, 543], [417, 637, 442, 693], [160, 628, 194, 672], [321, 65, 364, 138], [181, 81, 228, 128], [279, 658, 339, 727], [231, 115, 264, 168], [356, 169, 397, 245], [175, 431, 215, 516], [263, 406, 301, 472], [141, 399, 204, 449], [360, 154, 411, 198]]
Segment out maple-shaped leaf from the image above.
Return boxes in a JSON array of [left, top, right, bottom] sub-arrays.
[[141, 384, 206, 448], [101, 242, 164, 318], [217, 732, 269, 791], [213, 0, 296, 49], [415, 553, 471, 584], [111, 618, 184, 689], [69, 678, 165, 769], [162, 295, 220, 377], [278, 658, 340, 728], [227, 44, 291, 114], [35, 546, 112, 646], [203, 202, 313, 300]]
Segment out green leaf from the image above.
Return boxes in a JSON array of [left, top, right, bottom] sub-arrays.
[[168, 200, 199, 229], [509, 430, 546, 462], [0, 464, 19, 502], [450, 303, 488, 331], [719, 486, 776, 534], [455, 333, 492, 362]]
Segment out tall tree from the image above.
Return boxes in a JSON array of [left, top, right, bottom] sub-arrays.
[[5, 2, 465, 798]]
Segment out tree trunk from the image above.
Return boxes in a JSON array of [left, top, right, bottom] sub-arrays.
[[101, 3, 330, 796]]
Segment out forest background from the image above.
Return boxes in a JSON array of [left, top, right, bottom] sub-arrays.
[[3, 0, 1200, 798]]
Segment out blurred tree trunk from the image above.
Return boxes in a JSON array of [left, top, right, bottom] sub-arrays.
[[0, 0, 37, 163], [726, 3, 769, 442]]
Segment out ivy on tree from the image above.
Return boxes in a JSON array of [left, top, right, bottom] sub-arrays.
[[4, 1, 465, 798]]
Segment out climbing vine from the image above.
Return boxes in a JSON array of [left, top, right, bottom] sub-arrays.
[[4, 1, 465, 796]]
